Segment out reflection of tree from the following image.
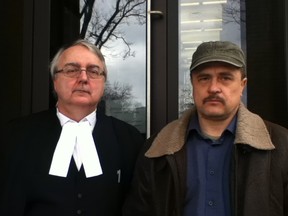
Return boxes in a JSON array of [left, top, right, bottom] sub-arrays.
[[80, 0, 96, 38], [103, 81, 145, 132], [222, 0, 246, 25], [80, 0, 146, 58], [179, 82, 194, 115], [103, 81, 135, 111], [80, 0, 146, 131]]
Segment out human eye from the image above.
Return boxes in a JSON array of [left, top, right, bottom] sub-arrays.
[[60, 65, 80, 78], [220, 74, 234, 82], [87, 66, 100, 74], [197, 75, 210, 82], [87, 66, 104, 78], [222, 76, 232, 80], [64, 65, 79, 73]]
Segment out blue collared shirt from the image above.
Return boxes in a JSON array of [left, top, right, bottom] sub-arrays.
[[184, 114, 236, 216]]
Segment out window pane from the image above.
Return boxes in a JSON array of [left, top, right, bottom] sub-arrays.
[[179, 0, 246, 115], [80, 0, 147, 134]]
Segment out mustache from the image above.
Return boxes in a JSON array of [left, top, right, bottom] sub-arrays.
[[203, 95, 225, 104]]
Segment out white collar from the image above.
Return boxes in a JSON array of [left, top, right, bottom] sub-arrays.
[[49, 109, 102, 178], [56, 108, 97, 129]]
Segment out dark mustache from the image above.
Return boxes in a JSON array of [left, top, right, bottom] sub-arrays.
[[203, 95, 225, 104]]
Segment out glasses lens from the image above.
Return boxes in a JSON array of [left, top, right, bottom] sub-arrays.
[[87, 66, 103, 79], [61, 65, 104, 79], [63, 65, 80, 77]]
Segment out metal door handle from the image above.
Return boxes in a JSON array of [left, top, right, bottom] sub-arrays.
[[148, 10, 164, 17]]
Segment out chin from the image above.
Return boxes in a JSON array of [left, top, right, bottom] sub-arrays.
[[202, 110, 226, 119], [207, 114, 227, 121], [205, 106, 223, 113], [72, 99, 92, 106]]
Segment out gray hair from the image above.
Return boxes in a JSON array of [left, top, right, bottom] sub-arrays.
[[50, 39, 107, 80]]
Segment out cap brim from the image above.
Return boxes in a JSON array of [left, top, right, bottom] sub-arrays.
[[190, 57, 244, 72]]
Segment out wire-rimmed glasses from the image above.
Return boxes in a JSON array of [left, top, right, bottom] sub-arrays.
[[56, 64, 105, 79]]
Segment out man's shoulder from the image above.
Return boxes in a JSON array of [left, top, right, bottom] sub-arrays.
[[9, 109, 55, 122], [4, 109, 58, 131], [97, 113, 139, 131], [96, 114, 144, 152], [264, 120, 288, 137]]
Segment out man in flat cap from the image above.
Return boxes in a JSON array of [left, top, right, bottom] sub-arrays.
[[123, 41, 288, 216]]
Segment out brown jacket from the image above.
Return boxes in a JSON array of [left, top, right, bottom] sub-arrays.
[[123, 103, 288, 216]]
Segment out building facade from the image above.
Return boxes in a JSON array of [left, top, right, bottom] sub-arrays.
[[1, 0, 288, 137]]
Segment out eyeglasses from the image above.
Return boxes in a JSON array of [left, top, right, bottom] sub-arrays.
[[55, 65, 105, 79]]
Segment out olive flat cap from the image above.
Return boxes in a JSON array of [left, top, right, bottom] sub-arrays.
[[190, 41, 246, 72]]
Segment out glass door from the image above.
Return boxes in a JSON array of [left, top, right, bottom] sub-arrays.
[[179, 0, 246, 115], [79, 0, 147, 135]]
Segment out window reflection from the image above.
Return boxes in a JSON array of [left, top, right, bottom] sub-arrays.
[[79, 0, 147, 134], [179, 0, 246, 115]]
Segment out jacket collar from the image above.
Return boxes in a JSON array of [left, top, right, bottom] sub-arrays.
[[145, 103, 275, 158]]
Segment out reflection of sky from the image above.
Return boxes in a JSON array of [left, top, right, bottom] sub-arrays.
[[80, 0, 147, 106], [179, 0, 244, 109], [102, 23, 146, 106]]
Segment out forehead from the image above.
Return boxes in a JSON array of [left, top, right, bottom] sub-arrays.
[[58, 45, 102, 65]]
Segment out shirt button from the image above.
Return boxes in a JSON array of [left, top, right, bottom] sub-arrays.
[[208, 200, 215, 206], [209, 170, 215, 175], [77, 193, 82, 199], [76, 209, 82, 215]]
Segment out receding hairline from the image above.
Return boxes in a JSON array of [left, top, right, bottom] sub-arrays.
[[50, 39, 107, 79]]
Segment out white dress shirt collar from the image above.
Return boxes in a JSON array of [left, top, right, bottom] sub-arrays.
[[56, 108, 97, 129], [49, 109, 103, 178]]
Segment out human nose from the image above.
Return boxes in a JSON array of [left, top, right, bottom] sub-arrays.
[[78, 68, 89, 80], [208, 78, 221, 93]]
